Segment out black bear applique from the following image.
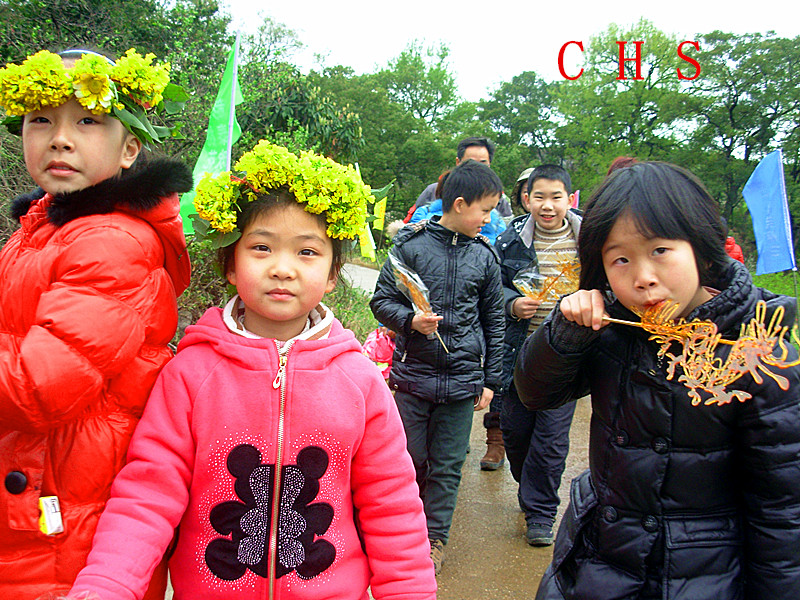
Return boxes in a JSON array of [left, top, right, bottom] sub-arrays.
[[205, 443, 336, 581]]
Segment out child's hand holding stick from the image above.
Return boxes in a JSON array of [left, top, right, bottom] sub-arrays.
[[390, 254, 450, 353]]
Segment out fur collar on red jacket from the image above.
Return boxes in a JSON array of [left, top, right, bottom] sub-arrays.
[[10, 158, 192, 226]]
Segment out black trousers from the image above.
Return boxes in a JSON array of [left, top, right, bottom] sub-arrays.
[[500, 383, 576, 526]]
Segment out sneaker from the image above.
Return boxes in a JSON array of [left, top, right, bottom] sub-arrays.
[[526, 523, 554, 547], [429, 538, 445, 575]]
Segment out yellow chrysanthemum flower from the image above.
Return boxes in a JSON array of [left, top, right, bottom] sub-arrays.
[[71, 54, 115, 114], [0, 48, 174, 119], [194, 172, 240, 234], [0, 50, 71, 115]]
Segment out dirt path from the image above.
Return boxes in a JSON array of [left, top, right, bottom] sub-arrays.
[[341, 262, 380, 294], [434, 396, 591, 598]]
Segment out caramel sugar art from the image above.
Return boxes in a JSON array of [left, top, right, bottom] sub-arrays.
[[513, 255, 581, 304], [604, 300, 800, 406], [389, 254, 449, 354]]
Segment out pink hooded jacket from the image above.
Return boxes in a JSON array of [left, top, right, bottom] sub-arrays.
[[70, 307, 436, 600]]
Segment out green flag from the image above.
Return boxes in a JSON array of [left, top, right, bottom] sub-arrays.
[[180, 38, 243, 234]]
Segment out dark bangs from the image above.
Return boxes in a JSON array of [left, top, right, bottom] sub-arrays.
[[579, 162, 728, 291]]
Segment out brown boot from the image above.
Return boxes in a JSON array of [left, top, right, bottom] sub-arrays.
[[429, 538, 445, 575], [480, 426, 505, 470]]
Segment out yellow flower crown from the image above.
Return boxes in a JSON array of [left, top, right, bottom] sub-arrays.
[[191, 140, 372, 245], [0, 48, 188, 144]]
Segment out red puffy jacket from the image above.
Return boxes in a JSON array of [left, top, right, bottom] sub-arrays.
[[725, 236, 745, 263], [0, 160, 191, 598]]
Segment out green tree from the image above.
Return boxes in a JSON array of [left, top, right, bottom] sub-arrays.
[[477, 71, 558, 188], [157, 0, 232, 165], [0, 0, 172, 62], [555, 20, 693, 190], [309, 65, 449, 218], [230, 16, 363, 162], [479, 71, 555, 154], [241, 13, 303, 66], [687, 31, 800, 227], [377, 41, 459, 129], [236, 61, 363, 163]]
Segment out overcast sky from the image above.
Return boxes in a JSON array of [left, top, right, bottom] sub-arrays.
[[223, 0, 797, 102]]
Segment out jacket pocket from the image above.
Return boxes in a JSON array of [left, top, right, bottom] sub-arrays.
[[464, 328, 485, 362], [664, 513, 740, 549], [551, 469, 598, 572], [4, 433, 47, 533], [502, 258, 532, 288], [663, 513, 742, 597]]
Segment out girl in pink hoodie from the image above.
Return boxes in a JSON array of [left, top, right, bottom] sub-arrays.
[[69, 142, 437, 600]]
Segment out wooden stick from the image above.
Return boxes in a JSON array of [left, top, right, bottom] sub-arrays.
[[435, 331, 450, 354], [602, 315, 644, 328], [602, 315, 735, 345]]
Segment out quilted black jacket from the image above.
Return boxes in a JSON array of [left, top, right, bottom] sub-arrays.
[[370, 217, 504, 403], [515, 260, 800, 599]]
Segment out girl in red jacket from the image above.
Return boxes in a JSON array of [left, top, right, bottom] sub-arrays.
[[68, 141, 437, 600], [0, 48, 190, 599]]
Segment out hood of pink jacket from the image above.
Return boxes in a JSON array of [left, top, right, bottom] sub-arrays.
[[179, 306, 363, 367]]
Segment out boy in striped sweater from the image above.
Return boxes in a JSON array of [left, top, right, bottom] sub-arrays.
[[493, 165, 581, 546]]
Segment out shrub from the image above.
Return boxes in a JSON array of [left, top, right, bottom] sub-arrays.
[[326, 277, 379, 343]]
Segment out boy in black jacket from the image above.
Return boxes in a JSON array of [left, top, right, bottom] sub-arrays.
[[370, 160, 504, 575]]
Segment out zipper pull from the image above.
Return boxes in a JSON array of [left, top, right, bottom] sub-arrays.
[[272, 353, 287, 389]]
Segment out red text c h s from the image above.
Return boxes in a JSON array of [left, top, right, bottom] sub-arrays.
[[558, 40, 701, 81]]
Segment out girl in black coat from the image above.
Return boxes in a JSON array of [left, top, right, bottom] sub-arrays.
[[515, 161, 800, 599]]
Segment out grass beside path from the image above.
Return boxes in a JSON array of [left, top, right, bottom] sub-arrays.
[[327, 277, 379, 342]]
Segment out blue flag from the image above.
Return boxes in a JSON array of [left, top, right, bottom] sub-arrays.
[[742, 149, 796, 275]]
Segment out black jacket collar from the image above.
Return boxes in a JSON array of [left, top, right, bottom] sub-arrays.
[[10, 158, 192, 227], [394, 215, 497, 258]]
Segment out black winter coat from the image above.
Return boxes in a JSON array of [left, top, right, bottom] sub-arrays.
[[515, 260, 800, 600], [370, 217, 504, 403], [494, 211, 581, 395]]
